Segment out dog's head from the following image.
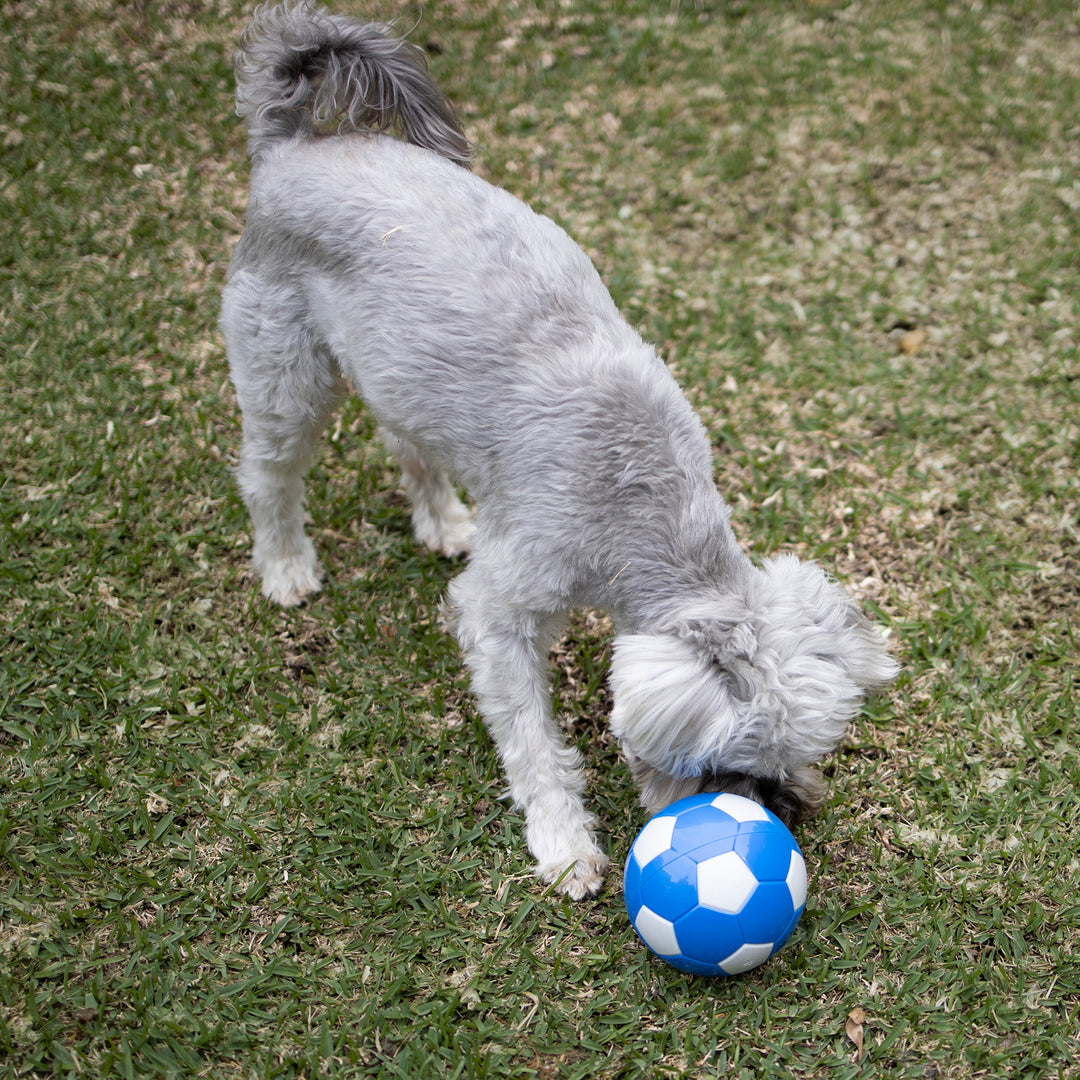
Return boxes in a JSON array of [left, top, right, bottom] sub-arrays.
[[609, 554, 898, 825]]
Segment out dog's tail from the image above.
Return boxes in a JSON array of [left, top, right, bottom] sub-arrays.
[[234, 1, 471, 167]]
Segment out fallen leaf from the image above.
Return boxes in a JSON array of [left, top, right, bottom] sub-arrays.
[[900, 328, 927, 355], [846, 1007, 868, 1060]]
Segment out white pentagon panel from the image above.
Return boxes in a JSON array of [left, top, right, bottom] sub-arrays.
[[631, 815, 677, 870], [786, 850, 808, 908], [696, 851, 758, 914], [633, 905, 680, 957], [719, 942, 774, 976], [710, 792, 770, 823]]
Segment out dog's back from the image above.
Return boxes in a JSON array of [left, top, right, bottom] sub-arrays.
[[226, 5, 691, 513], [234, 0, 471, 168]]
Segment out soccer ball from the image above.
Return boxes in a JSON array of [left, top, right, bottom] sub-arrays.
[[623, 792, 807, 977]]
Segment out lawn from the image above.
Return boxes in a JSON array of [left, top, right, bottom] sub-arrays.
[[1, 0, 1078, 1076]]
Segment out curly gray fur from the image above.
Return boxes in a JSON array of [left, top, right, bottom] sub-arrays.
[[234, 1, 470, 166], [222, 4, 898, 900]]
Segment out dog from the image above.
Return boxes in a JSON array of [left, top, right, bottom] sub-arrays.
[[221, 1, 898, 899]]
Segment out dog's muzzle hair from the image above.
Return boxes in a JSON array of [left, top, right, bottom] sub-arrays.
[[222, 2, 898, 900], [627, 761, 828, 828]]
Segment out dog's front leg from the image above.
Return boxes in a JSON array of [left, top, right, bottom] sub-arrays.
[[451, 575, 610, 899]]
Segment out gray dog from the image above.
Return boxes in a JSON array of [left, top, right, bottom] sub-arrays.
[[222, 2, 897, 899]]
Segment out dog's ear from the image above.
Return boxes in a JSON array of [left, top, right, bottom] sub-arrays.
[[609, 629, 747, 781], [751, 554, 900, 692]]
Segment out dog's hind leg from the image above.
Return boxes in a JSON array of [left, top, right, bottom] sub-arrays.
[[223, 276, 347, 606], [450, 566, 610, 899], [381, 431, 474, 557]]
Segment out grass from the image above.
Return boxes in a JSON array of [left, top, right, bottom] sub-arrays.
[[1, 0, 1078, 1075]]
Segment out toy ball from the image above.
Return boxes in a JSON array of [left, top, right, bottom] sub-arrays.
[[623, 792, 807, 977]]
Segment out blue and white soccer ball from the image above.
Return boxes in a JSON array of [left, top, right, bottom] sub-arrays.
[[623, 792, 808, 977]]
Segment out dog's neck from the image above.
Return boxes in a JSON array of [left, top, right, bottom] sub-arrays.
[[600, 490, 755, 634]]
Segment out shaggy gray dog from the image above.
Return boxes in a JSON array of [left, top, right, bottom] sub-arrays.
[[222, 1, 897, 899]]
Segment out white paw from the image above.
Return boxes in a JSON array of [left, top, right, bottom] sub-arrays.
[[257, 553, 323, 607], [538, 852, 611, 901], [436, 513, 475, 558], [413, 502, 475, 558]]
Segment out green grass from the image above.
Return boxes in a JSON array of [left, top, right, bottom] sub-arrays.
[[2, 0, 1079, 1076]]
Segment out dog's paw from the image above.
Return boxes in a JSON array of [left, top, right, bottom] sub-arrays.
[[436, 514, 475, 558], [538, 852, 611, 901], [413, 502, 475, 558], [258, 554, 323, 607]]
